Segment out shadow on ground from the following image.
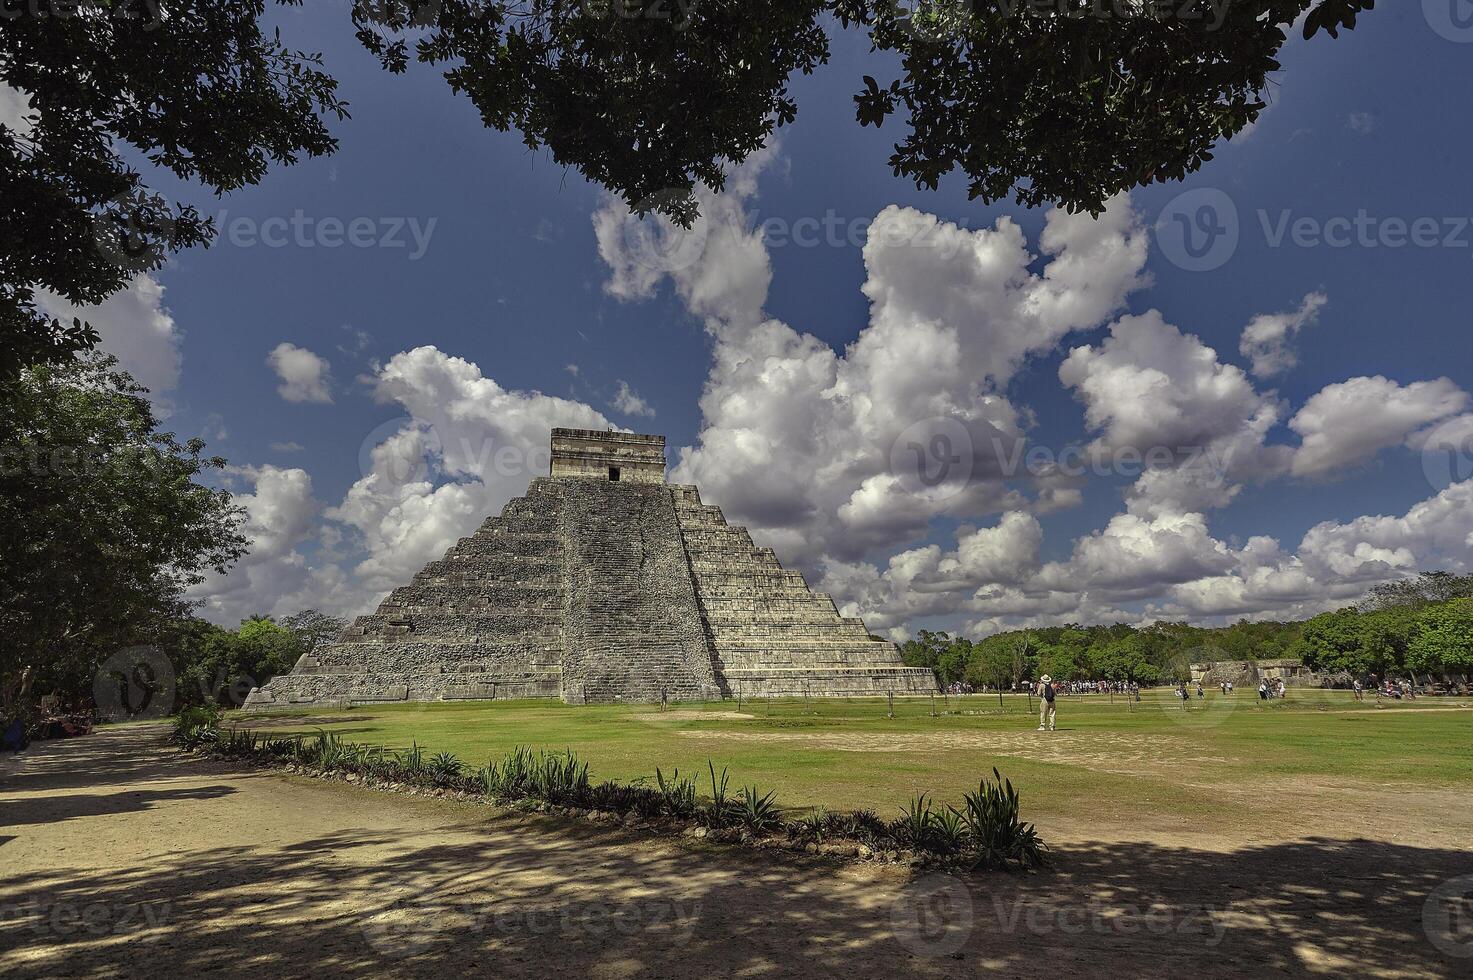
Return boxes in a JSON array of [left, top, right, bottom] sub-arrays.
[[1, 728, 1469, 978]]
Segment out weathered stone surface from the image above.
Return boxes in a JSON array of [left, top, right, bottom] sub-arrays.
[[244, 429, 936, 707]]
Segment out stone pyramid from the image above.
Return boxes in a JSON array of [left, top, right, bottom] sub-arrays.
[[244, 429, 937, 707]]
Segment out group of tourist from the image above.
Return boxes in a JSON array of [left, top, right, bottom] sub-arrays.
[[1257, 679, 1288, 700], [1375, 679, 1419, 700], [1060, 679, 1138, 696]]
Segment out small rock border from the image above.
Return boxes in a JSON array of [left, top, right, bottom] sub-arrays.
[[182, 746, 931, 869]]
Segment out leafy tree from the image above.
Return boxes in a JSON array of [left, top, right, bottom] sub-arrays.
[[936, 635, 972, 686], [1407, 600, 1473, 681], [1, 1, 347, 376], [236, 616, 308, 683], [1037, 644, 1080, 683], [1093, 635, 1158, 684], [6, 2, 1378, 372], [899, 628, 952, 679], [359, 0, 1373, 223], [0, 353, 247, 700], [281, 609, 349, 655], [964, 633, 1022, 704], [1291, 608, 1404, 678], [1360, 571, 1473, 612]]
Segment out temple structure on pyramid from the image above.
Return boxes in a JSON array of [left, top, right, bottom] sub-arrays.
[[244, 428, 937, 707]]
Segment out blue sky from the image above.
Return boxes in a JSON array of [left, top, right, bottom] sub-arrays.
[[33, 5, 1473, 634]]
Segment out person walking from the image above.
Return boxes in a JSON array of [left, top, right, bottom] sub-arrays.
[[1353, 678, 1363, 702], [1037, 675, 1057, 731]]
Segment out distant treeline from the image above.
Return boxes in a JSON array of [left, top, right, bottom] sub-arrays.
[[900, 572, 1473, 688]]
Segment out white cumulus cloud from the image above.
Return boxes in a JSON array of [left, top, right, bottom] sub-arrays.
[[267, 342, 335, 404], [612, 381, 655, 418], [1289, 375, 1467, 477], [35, 274, 183, 405], [1239, 290, 1328, 378]]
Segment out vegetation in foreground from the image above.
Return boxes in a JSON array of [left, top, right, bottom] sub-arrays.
[[173, 706, 1046, 871], [228, 690, 1473, 844]]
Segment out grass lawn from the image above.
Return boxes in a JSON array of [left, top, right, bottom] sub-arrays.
[[233, 689, 1473, 846]]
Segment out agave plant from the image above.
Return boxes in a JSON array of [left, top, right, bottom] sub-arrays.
[[532, 749, 591, 805], [428, 751, 463, 785], [170, 705, 222, 746], [655, 767, 698, 818], [701, 761, 732, 828], [955, 768, 1047, 870], [892, 794, 937, 850], [485, 745, 538, 800], [837, 809, 889, 846], [590, 780, 648, 813], [731, 785, 783, 835], [788, 808, 828, 844], [930, 806, 968, 856], [630, 783, 665, 819]]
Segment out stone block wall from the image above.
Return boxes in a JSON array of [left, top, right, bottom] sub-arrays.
[[670, 484, 937, 697], [556, 479, 720, 703], [549, 428, 666, 484]]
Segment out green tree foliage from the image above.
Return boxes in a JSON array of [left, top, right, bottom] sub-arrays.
[[1092, 634, 1159, 684], [5, 2, 1375, 371], [1, 1, 347, 376], [899, 629, 973, 684], [1292, 607, 1414, 678], [1406, 600, 1473, 680], [359, 0, 1372, 224], [165, 613, 324, 708], [0, 353, 247, 699], [280, 609, 350, 655], [1359, 571, 1473, 612]]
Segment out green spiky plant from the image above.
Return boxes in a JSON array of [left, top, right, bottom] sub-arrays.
[[788, 808, 828, 844], [893, 794, 937, 850], [655, 767, 698, 818], [930, 807, 968, 857], [954, 768, 1047, 870], [702, 761, 732, 828], [731, 785, 783, 835], [429, 750, 463, 785]]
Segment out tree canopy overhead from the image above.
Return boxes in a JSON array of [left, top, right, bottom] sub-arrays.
[[357, 0, 1375, 220], [1, 0, 346, 377], [3, 0, 1375, 372]]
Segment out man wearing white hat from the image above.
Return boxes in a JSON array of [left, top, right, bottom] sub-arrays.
[[1037, 674, 1056, 732]]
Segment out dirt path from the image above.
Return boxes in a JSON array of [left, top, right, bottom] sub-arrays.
[[2, 727, 1469, 978]]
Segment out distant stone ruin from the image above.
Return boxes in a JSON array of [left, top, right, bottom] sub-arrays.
[[245, 428, 937, 707], [1190, 657, 1349, 689]]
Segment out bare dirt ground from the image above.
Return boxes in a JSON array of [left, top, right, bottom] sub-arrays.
[[632, 710, 755, 722], [2, 726, 1470, 978]]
